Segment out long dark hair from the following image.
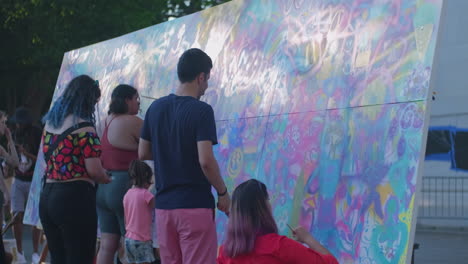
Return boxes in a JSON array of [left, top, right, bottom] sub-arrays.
[[42, 75, 100, 128], [223, 179, 278, 258], [128, 160, 153, 188], [108, 84, 137, 115]]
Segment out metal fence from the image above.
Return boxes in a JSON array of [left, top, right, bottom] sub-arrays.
[[418, 176, 468, 219]]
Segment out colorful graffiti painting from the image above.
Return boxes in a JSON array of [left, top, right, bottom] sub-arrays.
[[25, 0, 443, 263]]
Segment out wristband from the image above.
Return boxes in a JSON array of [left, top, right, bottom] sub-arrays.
[[217, 188, 228, 196]]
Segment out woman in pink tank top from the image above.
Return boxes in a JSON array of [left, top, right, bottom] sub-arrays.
[[96, 84, 143, 264]]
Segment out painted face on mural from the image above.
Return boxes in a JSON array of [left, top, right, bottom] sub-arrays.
[[126, 93, 140, 115]]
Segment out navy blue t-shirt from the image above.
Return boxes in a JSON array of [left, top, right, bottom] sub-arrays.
[[141, 94, 218, 209]]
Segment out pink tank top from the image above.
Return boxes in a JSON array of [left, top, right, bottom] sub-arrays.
[[100, 117, 138, 171]]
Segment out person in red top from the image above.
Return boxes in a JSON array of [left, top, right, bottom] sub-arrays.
[[217, 179, 339, 264], [96, 84, 142, 264]]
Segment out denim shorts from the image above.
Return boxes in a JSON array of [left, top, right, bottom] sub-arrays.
[[125, 238, 155, 264], [11, 178, 32, 212]]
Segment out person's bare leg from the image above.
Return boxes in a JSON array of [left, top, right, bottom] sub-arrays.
[[96, 233, 120, 264], [118, 238, 128, 264], [39, 242, 48, 263], [12, 212, 24, 254], [32, 226, 40, 253]]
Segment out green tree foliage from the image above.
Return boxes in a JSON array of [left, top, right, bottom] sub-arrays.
[[0, 0, 230, 118]]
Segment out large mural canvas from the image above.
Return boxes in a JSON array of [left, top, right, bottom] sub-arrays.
[[25, 0, 444, 263]]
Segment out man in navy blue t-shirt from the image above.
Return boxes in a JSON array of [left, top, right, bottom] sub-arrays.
[[139, 48, 230, 264]]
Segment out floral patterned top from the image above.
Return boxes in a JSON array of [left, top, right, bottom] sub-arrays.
[[42, 131, 102, 181]]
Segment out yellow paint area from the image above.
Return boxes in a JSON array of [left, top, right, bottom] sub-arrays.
[[220, 133, 229, 146], [377, 183, 394, 207], [227, 148, 244, 178]]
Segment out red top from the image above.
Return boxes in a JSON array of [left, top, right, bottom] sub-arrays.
[[43, 131, 101, 181], [100, 117, 138, 171], [217, 233, 339, 264]]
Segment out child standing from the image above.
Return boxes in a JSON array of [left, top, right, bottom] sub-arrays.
[[123, 160, 155, 264]]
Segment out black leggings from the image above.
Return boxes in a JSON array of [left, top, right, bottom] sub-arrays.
[[0, 234, 7, 264], [39, 181, 97, 264]]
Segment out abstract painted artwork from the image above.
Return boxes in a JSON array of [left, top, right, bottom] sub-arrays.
[[25, 0, 443, 263]]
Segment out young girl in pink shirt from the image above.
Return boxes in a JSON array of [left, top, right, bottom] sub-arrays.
[[123, 160, 155, 264]]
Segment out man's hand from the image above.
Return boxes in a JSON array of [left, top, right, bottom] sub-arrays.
[[217, 193, 231, 215]]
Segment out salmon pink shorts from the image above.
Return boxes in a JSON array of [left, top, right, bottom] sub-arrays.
[[156, 208, 217, 264]]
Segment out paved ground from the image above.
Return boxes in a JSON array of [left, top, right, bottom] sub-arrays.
[[4, 225, 468, 264], [4, 225, 40, 263], [413, 228, 468, 264]]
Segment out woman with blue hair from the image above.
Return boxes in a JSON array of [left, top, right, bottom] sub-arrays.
[[39, 75, 111, 264]]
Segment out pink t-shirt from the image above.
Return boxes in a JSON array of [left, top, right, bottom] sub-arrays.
[[123, 187, 154, 241]]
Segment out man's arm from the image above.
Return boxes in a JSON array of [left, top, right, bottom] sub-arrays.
[[139, 138, 153, 160], [197, 141, 225, 193], [198, 140, 230, 213]]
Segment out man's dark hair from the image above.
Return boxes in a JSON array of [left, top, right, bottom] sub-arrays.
[[177, 48, 213, 83]]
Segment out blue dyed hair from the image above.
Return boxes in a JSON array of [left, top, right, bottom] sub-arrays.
[[43, 75, 101, 128]]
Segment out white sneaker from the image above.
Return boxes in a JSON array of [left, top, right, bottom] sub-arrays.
[[15, 252, 27, 264], [32, 252, 40, 264]]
